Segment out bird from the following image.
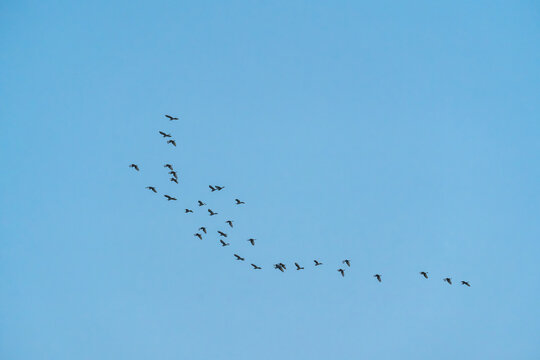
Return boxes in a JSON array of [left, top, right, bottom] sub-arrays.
[[251, 264, 261, 270], [199, 227, 207, 234], [167, 139, 176, 146], [274, 264, 285, 272], [194, 233, 202, 240], [279, 263, 287, 270], [164, 164, 173, 170], [146, 186, 157, 193], [208, 209, 218, 216], [234, 254, 245, 261], [129, 164, 139, 171], [338, 269, 345, 277], [226, 220, 234, 228], [247, 238, 255, 246], [215, 185, 225, 191], [220, 239, 230, 247], [165, 115, 178, 121], [170, 177, 178, 184], [420, 271, 429, 279], [169, 170, 178, 178], [185, 209, 193, 213], [314, 260, 323, 266], [218, 231, 227, 237], [235, 198, 245, 205], [461, 281, 471, 287], [295, 262, 304, 270], [374, 274, 382, 282], [342, 259, 351, 267], [198, 200, 206, 206], [444, 278, 452, 285], [159, 131, 171, 138], [209, 185, 216, 192], [164, 195, 176, 201]]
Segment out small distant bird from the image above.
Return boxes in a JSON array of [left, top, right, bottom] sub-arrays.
[[169, 170, 178, 178], [314, 260, 323, 266], [199, 227, 207, 234], [185, 209, 193, 213], [420, 271, 429, 279], [461, 281, 470, 287], [220, 239, 230, 247], [165, 115, 178, 121], [234, 254, 245, 261], [295, 262, 304, 270], [209, 185, 216, 192], [247, 238, 255, 246], [226, 220, 233, 228], [159, 131, 171, 138], [215, 185, 224, 191], [146, 186, 157, 193], [235, 199, 245, 205], [208, 209, 218, 216], [374, 274, 382, 282], [198, 200, 206, 206], [218, 231, 227, 237], [170, 178, 178, 184], [129, 164, 139, 171], [343, 259, 351, 267], [167, 139, 176, 147], [279, 263, 287, 270], [164, 195, 176, 201], [338, 269, 345, 277], [194, 233, 202, 240], [251, 264, 262, 270], [274, 264, 285, 272], [444, 278, 452, 285], [164, 164, 173, 170]]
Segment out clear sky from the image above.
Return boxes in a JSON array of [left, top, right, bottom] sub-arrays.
[[1, 1, 539, 359]]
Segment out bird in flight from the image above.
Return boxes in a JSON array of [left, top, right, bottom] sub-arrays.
[[420, 271, 429, 279], [234, 254, 245, 261], [461, 281, 471, 287], [169, 170, 178, 178], [159, 131, 171, 138], [164, 195, 176, 201], [274, 264, 285, 272], [199, 227, 207, 234], [342, 259, 351, 267], [374, 274, 382, 282], [235, 198, 245, 205], [338, 269, 345, 277], [198, 200, 206, 206], [208, 209, 218, 216], [314, 260, 323, 266], [167, 139, 176, 147], [220, 239, 230, 247], [215, 185, 225, 191], [146, 186, 157, 193], [443, 278, 452, 285], [247, 238, 255, 246], [218, 231, 227, 237], [165, 115, 178, 121], [278, 263, 286, 270], [164, 164, 173, 170], [185, 209, 193, 213], [295, 262, 304, 270], [225, 220, 234, 228], [170, 178, 178, 184], [209, 185, 216, 192], [251, 264, 262, 270], [129, 164, 139, 171], [194, 233, 202, 240]]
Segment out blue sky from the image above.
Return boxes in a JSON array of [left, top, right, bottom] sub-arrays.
[[1, 1, 539, 359]]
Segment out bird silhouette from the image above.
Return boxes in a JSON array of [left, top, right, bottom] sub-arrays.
[[169, 171, 178, 178], [274, 264, 285, 272], [461, 281, 470, 287], [420, 271, 429, 279], [235, 198, 245, 205], [146, 186, 157, 193], [226, 220, 233, 228], [159, 131, 171, 138], [198, 200, 206, 206], [247, 238, 255, 246], [170, 178, 178, 184], [220, 239, 230, 247], [199, 227, 207, 234], [185, 209, 193, 213], [234, 254, 245, 261], [167, 139, 176, 147], [343, 259, 351, 267], [165, 115, 178, 121], [208, 209, 218, 216], [129, 164, 139, 171], [251, 264, 262, 270], [164, 164, 173, 170], [209, 185, 216, 192], [279, 263, 286, 270], [194, 233, 202, 240], [374, 274, 382, 282], [338, 269, 345, 277], [314, 260, 323, 266], [164, 195, 176, 201], [295, 262, 304, 270], [218, 231, 227, 237], [444, 278, 452, 285], [215, 185, 224, 191]]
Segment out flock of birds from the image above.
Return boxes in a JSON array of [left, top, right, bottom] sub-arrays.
[[128, 114, 471, 288]]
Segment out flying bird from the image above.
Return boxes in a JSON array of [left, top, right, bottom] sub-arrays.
[[461, 281, 471, 287], [338, 269, 345, 277], [279, 263, 287, 270], [129, 164, 139, 171], [165, 115, 178, 121], [167, 139, 176, 147], [146, 186, 157, 193], [274, 264, 285, 272], [164, 195, 176, 201], [251, 264, 262, 270], [314, 260, 323, 266], [444, 278, 452, 285], [342, 259, 351, 267], [225, 220, 234, 228], [235, 198, 245, 205], [218, 231, 227, 237], [234, 254, 245, 261], [169, 170, 178, 178], [215, 185, 224, 191], [220, 239, 230, 247], [170, 178, 178, 184], [420, 271, 429, 279], [209, 185, 216, 192], [295, 262, 304, 270], [185, 209, 193, 213], [247, 238, 255, 246], [199, 227, 207, 234], [194, 233, 202, 240], [164, 164, 173, 170], [159, 131, 171, 138], [198, 200, 206, 206], [208, 209, 218, 216], [374, 274, 382, 282]]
